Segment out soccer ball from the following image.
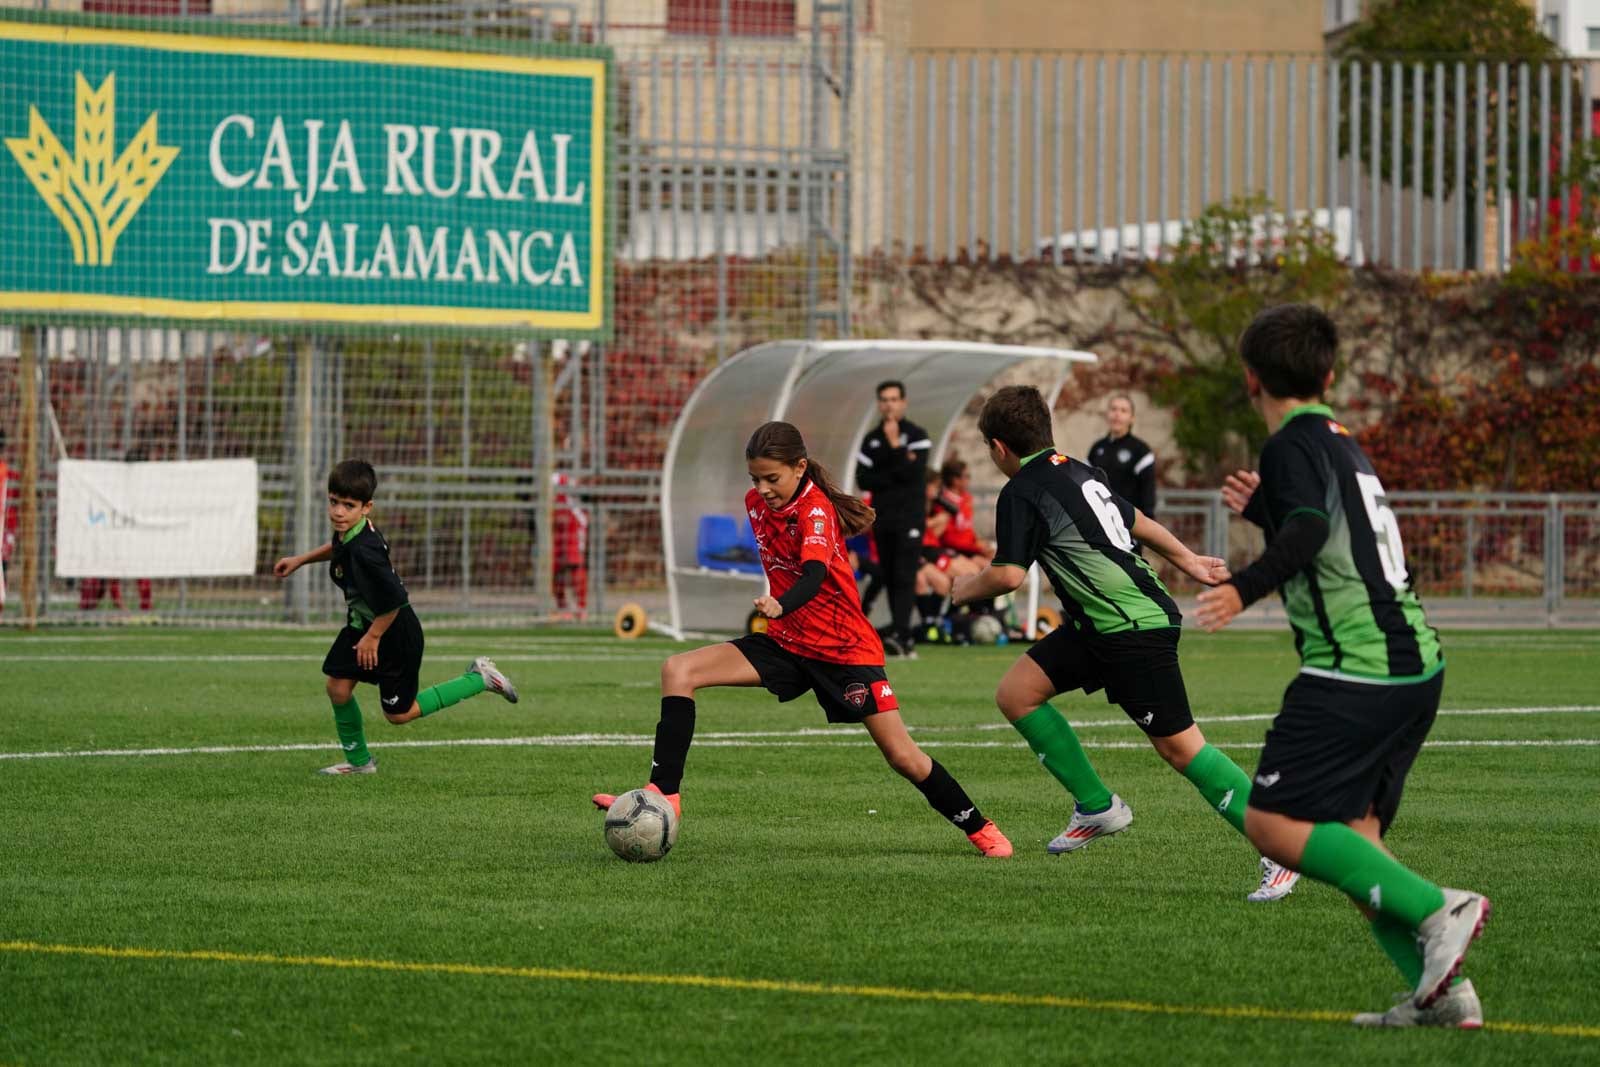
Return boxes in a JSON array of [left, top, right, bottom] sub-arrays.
[[969, 613, 1003, 645], [604, 788, 679, 863]]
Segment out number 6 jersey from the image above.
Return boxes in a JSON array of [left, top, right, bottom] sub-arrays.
[[1242, 404, 1441, 683], [992, 449, 1181, 637]]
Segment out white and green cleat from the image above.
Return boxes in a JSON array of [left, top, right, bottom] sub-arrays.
[[318, 758, 378, 775], [469, 657, 520, 704], [1414, 889, 1490, 1008], [1354, 978, 1482, 1029], [1247, 857, 1301, 902], [1047, 794, 1133, 854]]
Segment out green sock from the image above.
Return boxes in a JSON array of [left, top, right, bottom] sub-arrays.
[[1297, 822, 1447, 927], [1178, 743, 1251, 836], [1012, 702, 1113, 811], [417, 671, 486, 717], [1369, 914, 1424, 986], [331, 698, 371, 767]]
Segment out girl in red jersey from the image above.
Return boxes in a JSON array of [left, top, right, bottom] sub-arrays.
[[594, 421, 1012, 857]]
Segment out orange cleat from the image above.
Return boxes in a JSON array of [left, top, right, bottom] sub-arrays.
[[966, 819, 1013, 858], [592, 782, 681, 819]]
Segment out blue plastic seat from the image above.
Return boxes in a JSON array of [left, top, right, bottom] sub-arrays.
[[696, 515, 764, 574]]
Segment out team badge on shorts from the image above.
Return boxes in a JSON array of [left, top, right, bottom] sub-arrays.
[[843, 682, 870, 709]]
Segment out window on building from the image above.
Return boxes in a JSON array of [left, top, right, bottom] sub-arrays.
[[667, 0, 797, 37], [1546, 14, 1562, 43], [1325, 0, 1361, 32], [1588, 25, 1600, 52]]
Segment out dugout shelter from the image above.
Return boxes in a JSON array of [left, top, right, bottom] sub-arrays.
[[661, 339, 1097, 639]]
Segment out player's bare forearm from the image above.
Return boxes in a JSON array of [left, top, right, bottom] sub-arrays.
[[273, 541, 332, 578], [951, 563, 1027, 606], [1131, 511, 1230, 586], [1130, 510, 1189, 562], [365, 607, 400, 640]]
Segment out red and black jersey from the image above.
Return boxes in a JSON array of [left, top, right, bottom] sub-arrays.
[[745, 479, 884, 666], [936, 488, 985, 554]]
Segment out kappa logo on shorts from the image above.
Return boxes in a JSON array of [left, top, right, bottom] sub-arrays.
[[383, 695, 399, 706], [870, 679, 898, 711], [1254, 771, 1282, 788], [842, 683, 870, 709], [1135, 711, 1154, 726]]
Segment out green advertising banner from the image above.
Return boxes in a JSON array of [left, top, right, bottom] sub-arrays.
[[0, 16, 609, 334]]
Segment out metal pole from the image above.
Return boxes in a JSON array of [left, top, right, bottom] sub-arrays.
[[714, 0, 729, 361], [293, 338, 314, 624], [535, 343, 555, 614], [17, 327, 39, 628], [460, 348, 471, 608]]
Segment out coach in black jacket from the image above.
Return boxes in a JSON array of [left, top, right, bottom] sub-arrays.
[[855, 380, 930, 656]]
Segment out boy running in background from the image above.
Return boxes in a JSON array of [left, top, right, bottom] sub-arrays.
[[951, 385, 1298, 900], [1196, 304, 1488, 1027], [274, 459, 520, 775]]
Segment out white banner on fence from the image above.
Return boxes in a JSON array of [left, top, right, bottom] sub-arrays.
[[55, 460, 259, 578]]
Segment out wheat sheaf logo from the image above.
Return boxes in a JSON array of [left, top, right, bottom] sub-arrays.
[[5, 72, 179, 267]]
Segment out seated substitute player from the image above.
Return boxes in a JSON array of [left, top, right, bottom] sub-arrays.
[[273, 459, 520, 775], [915, 469, 982, 631], [936, 457, 995, 561], [593, 421, 1014, 857], [950, 385, 1298, 900], [1195, 304, 1488, 1027]]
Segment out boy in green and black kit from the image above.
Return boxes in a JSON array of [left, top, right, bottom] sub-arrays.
[[274, 459, 520, 775], [1196, 304, 1488, 1028], [951, 385, 1299, 901]]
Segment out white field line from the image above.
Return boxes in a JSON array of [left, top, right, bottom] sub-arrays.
[[2, 737, 1596, 761], [1, 704, 1596, 761], [961, 704, 1600, 731]]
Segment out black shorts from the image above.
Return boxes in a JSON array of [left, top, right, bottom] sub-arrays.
[[1249, 670, 1444, 832], [1025, 625, 1193, 737], [731, 633, 900, 724], [321, 608, 426, 714]]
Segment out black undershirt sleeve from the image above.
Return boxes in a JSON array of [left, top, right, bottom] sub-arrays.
[[1226, 510, 1331, 608], [776, 559, 828, 615]]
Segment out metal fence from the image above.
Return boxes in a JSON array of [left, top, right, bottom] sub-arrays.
[[859, 51, 1595, 273], [1146, 490, 1600, 626], [3, 2, 1596, 628]]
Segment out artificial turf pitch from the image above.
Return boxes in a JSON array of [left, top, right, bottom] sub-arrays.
[[2, 627, 1596, 1064]]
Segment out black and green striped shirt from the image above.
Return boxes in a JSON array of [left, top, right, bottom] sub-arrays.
[[993, 449, 1180, 637], [1246, 404, 1442, 684]]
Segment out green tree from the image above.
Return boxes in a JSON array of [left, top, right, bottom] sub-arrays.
[[1128, 196, 1348, 481], [1334, 0, 1574, 268]]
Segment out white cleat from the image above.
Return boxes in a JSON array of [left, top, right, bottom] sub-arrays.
[[1414, 889, 1491, 1008], [318, 758, 378, 775], [469, 657, 520, 704], [1247, 857, 1301, 902], [1047, 794, 1133, 854], [1354, 978, 1483, 1029]]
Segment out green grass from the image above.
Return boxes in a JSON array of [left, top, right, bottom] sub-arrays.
[[1, 627, 1597, 1064]]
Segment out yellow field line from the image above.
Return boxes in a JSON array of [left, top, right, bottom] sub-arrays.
[[1, 940, 1594, 1039]]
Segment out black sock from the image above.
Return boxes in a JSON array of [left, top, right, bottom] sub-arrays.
[[648, 696, 695, 794], [917, 594, 943, 623], [913, 758, 985, 831]]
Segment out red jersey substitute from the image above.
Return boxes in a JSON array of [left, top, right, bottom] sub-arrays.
[[745, 478, 884, 665], [938, 487, 983, 555]]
